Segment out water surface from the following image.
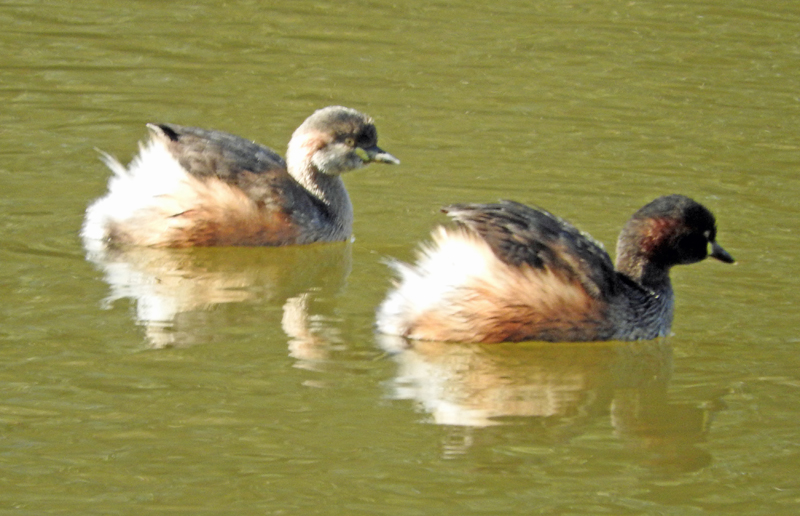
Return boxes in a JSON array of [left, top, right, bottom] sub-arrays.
[[1, 0, 799, 513]]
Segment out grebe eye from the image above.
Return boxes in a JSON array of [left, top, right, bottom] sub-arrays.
[[345, 137, 356, 147]]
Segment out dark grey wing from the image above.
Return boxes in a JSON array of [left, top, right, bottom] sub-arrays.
[[149, 123, 288, 182], [443, 200, 618, 299]]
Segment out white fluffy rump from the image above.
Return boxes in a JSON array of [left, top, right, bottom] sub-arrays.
[[81, 138, 194, 252], [376, 227, 494, 336]]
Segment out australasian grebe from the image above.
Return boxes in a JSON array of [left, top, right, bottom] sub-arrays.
[[377, 195, 734, 343], [82, 106, 399, 250]]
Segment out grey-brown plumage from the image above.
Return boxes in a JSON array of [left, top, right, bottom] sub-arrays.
[[376, 195, 734, 343]]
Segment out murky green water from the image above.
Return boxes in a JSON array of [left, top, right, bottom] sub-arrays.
[[1, 0, 799, 513]]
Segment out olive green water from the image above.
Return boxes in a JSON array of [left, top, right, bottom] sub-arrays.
[[1, 0, 798, 513]]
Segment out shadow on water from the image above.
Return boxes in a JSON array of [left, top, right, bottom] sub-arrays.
[[378, 335, 722, 474], [85, 242, 351, 360]]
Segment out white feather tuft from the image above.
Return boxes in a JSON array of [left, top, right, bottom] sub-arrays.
[[376, 227, 495, 336], [81, 138, 189, 250]]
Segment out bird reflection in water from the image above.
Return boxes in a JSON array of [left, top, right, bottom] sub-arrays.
[[378, 335, 722, 473], [85, 243, 351, 364]]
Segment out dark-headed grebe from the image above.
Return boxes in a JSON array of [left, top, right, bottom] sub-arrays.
[[377, 195, 734, 343]]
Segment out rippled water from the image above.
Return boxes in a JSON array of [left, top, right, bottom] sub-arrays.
[[1, 0, 799, 513]]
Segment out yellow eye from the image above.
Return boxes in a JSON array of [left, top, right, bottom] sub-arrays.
[[345, 137, 356, 147]]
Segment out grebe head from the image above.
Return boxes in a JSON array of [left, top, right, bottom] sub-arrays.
[[615, 195, 734, 286], [286, 106, 399, 176]]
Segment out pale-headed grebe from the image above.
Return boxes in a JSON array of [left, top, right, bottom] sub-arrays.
[[82, 106, 399, 249]]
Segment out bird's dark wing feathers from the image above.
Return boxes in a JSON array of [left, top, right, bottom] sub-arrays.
[[151, 123, 288, 181], [443, 200, 618, 299]]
